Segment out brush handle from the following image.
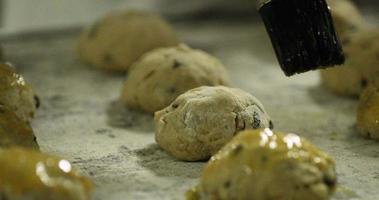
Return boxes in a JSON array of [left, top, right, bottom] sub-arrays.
[[256, 0, 271, 8]]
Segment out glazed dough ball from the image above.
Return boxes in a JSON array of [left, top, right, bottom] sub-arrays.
[[121, 44, 231, 113], [0, 147, 93, 200], [0, 63, 38, 122], [320, 28, 379, 96], [0, 106, 39, 149], [77, 10, 179, 71], [328, 0, 366, 39], [187, 129, 337, 200], [357, 78, 379, 140], [155, 86, 273, 161]]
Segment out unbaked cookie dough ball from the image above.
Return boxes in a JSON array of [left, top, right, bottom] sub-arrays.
[[0, 105, 39, 149], [187, 129, 337, 200], [121, 44, 231, 113], [0, 147, 93, 200], [328, 0, 366, 39], [357, 78, 379, 140], [320, 28, 379, 96], [155, 86, 273, 161], [0, 63, 38, 122], [77, 10, 179, 71]]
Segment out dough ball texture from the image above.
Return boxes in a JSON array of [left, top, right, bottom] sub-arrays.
[[187, 129, 337, 200], [155, 86, 272, 161], [320, 28, 379, 96], [0, 63, 38, 122], [77, 10, 179, 71], [0, 147, 93, 200], [121, 44, 231, 113], [0, 105, 39, 149], [328, 0, 366, 39], [357, 78, 379, 140]]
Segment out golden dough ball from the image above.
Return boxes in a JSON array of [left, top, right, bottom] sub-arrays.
[[0, 63, 38, 122], [0, 105, 39, 149], [357, 78, 379, 140], [0, 147, 93, 200], [320, 28, 379, 96], [77, 10, 179, 71], [187, 129, 337, 200], [155, 86, 272, 161], [121, 44, 231, 113]]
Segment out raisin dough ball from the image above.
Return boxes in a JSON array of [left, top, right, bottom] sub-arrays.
[[0, 63, 38, 122], [357, 78, 379, 140], [0, 105, 39, 149], [187, 129, 337, 200], [155, 86, 273, 161], [320, 28, 379, 96], [0, 147, 93, 200], [121, 44, 231, 113], [77, 10, 179, 71]]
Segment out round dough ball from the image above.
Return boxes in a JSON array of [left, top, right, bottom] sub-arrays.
[[320, 28, 379, 96], [0, 105, 38, 149], [187, 129, 337, 200], [77, 10, 179, 71], [155, 86, 273, 161], [328, 0, 366, 39], [0, 63, 38, 122], [0, 147, 93, 200], [357, 78, 379, 140], [121, 44, 231, 113]]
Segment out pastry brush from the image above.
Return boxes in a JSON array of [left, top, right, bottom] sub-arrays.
[[258, 0, 345, 76]]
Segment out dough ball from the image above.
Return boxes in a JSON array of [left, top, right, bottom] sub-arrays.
[[0, 147, 93, 200], [0, 63, 38, 122], [320, 28, 379, 96], [0, 105, 39, 149], [155, 86, 273, 161], [187, 129, 337, 200], [121, 44, 231, 113], [357, 78, 379, 140], [77, 10, 179, 71], [328, 0, 366, 39]]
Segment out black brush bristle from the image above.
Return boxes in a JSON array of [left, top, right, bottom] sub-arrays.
[[259, 0, 345, 76]]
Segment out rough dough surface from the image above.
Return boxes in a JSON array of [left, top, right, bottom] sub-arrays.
[[155, 86, 272, 161], [187, 129, 337, 200], [77, 10, 179, 71], [0, 147, 93, 200], [121, 44, 231, 113], [0, 106, 39, 149], [0, 63, 38, 122], [320, 28, 379, 96], [357, 78, 379, 140]]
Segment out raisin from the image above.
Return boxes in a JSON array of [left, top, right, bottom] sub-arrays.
[[252, 112, 261, 129], [269, 120, 274, 129], [34, 95, 40, 109], [172, 59, 182, 69], [361, 78, 368, 88], [224, 181, 231, 188]]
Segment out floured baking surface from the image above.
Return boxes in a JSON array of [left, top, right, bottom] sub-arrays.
[[1, 21, 378, 200]]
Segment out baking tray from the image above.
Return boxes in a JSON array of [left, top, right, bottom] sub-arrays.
[[0, 20, 378, 200]]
